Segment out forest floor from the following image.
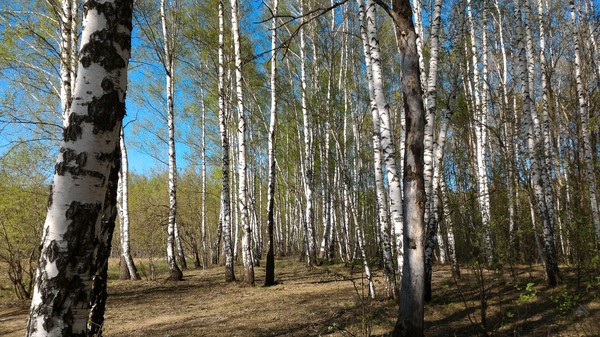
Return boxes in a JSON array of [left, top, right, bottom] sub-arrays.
[[1, 258, 600, 336]]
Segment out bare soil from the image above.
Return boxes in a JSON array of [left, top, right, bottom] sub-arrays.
[[1, 259, 599, 336]]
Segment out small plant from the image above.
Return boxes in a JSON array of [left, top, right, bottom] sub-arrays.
[[551, 289, 581, 316], [515, 282, 537, 305]]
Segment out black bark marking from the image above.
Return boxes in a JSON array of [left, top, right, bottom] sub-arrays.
[[55, 148, 105, 180], [63, 114, 86, 142], [47, 240, 60, 263], [62, 82, 125, 143], [87, 86, 124, 134], [47, 184, 54, 208], [80, 0, 132, 71]]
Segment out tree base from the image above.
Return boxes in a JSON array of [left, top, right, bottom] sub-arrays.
[[167, 268, 183, 281]]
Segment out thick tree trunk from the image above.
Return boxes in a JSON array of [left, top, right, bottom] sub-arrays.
[[25, 1, 133, 334], [391, 0, 426, 335]]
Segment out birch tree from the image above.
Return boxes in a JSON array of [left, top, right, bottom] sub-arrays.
[[391, 0, 427, 334], [421, 0, 444, 302], [357, 0, 396, 298], [218, 0, 235, 281], [299, 0, 317, 268], [230, 0, 254, 285], [118, 128, 139, 280], [161, 0, 183, 281], [25, 0, 133, 334], [265, 0, 279, 287], [570, 0, 600, 245], [466, 0, 494, 263], [366, 0, 405, 285], [514, 0, 559, 286]]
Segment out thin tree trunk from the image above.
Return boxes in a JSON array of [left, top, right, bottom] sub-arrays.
[[466, 0, 494, 263], [425, 108, 451, 302], [570, 0, 600, 245], [494, 0, 518, 257], [366, 0, 404, 285], [299, 0, 317, 268], [230, 0, 254, 286], [58, 0, 73, 119], [161, 0, 183, 282], [25, 1, 133, 334], [265, 0, 279, 287], [358, 0, 396, 298], [218, 0, 235, 282], [440, 174, 459, 278], [118, 128, 138, 280], [200, 83, 208, 269], [422, 0, 444, 302], [174, 222, 187, 269], [515, 0, 559, 286]]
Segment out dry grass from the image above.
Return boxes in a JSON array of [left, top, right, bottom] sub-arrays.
[[1, 258, 600, 336]]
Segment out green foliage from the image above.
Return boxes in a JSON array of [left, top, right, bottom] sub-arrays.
[[0, 144, 48, 300], [515, 282, 538, 305], [551, 289, 581, 316]]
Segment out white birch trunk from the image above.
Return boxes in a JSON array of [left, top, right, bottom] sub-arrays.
[[515, 0, 559, 285], [422, 0, 444, 301], [118, 128, 138, 280], [467, 0, 494, 263], [59, 0, 73, 120], [161, 0, 182, 281], [230, 0, 254, 285], [200, 84, 208, 268], [218, 0, 235, 281], [366, 0, 404, 283], [358, 0, 397, 298], [26, 0, 133, 334], [299, 0, 317, 267], [494, 0, 518, 255], [265, 0, 278, 286]]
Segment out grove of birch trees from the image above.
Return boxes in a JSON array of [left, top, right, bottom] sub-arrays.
[[0, 0, 599, 335]]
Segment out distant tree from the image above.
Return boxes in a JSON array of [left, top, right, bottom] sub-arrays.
[[117, 128, 140, 280]]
